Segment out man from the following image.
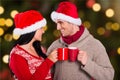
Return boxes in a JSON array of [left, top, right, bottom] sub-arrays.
[[47, 1, 114, 80]]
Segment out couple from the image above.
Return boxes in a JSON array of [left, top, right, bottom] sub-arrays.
[[9, 1, 114, 80]]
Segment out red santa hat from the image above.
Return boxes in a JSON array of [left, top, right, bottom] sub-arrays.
[[51, 1, 82, 26], [13, 10, 47, 35]]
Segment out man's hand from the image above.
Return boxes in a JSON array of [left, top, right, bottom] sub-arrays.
[[77, 50, 88, 66]]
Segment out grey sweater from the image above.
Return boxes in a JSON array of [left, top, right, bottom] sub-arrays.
[[46, 28, 114, 80]]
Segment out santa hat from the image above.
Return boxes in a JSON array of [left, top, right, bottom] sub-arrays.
[[13, 10, 47, 35], [51, 1, 82, 26]]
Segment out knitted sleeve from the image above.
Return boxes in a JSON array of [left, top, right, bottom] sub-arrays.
[[9, 53, 54, 80]]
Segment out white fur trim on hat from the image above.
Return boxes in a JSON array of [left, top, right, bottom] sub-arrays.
[[13, 18, 46, 35], [51, 11, 82, 26]]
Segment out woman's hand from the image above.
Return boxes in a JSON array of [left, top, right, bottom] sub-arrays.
[[47, 49, 58, 63]]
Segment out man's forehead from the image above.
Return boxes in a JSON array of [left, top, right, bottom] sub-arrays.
[[57, 19, 66, 23]]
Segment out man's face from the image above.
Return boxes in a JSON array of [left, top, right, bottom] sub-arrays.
[[56, 20, 74, 37]]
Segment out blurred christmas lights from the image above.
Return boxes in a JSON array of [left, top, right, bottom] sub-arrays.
[[92, 3, 101, 12], [2, 54, 9, 64], [117, 47, 120, 55], [105, 22, 112, 30], [5, 18, 13, 27], [10, 10, 19, 18], [111, 23, 120, 31], [12, 34, 20, 40], [4, 34, 13, 42], [0, 6, 4, 15], [97, 27, 105, 35], [105, 8, 114, 18], [0, 18, 5, 26], [83, 21, 91, 29], [0, 28, 4, 36], [86, 0, 95, 8]]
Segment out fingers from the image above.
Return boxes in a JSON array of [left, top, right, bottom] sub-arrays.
[[77, 50, 88, 65], [48, 49, 58, 63], [51, 50, 58, 58]]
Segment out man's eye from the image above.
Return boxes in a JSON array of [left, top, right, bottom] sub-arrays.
[[58, 21, 63, 24]]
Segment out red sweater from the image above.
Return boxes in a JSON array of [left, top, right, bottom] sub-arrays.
[[9, 45, 54, 80]]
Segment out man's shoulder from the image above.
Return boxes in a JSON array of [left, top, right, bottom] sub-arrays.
[[51, 38, 60, 44]]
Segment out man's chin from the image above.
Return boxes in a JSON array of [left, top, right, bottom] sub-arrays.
[[62, 34, 65, 36], [62, 34, 68, 37]]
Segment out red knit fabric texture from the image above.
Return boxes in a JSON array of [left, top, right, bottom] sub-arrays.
[[62, 25, 85, 44]]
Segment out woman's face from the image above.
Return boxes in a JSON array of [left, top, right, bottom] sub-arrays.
[[34, 27, 45, 41]]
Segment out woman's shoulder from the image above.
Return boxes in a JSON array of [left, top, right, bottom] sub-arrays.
[[10, 44, 44, 61], [10, 45, 21, 54]]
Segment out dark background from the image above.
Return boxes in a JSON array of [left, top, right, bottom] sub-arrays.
[[0, 0, 120, 80]]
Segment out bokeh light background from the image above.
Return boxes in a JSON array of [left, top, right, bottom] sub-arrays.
[[0, 0, 120, 80]]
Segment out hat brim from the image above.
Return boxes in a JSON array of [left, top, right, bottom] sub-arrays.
[[13, 18, 46, 35], [51, 11, 82, 26]]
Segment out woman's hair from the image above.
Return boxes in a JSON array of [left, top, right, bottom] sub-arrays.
[[33, 41, 47, 59], [14, 31, 47, 59]]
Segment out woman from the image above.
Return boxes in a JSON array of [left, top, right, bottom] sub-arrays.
[[9, 10, 58, 80]]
